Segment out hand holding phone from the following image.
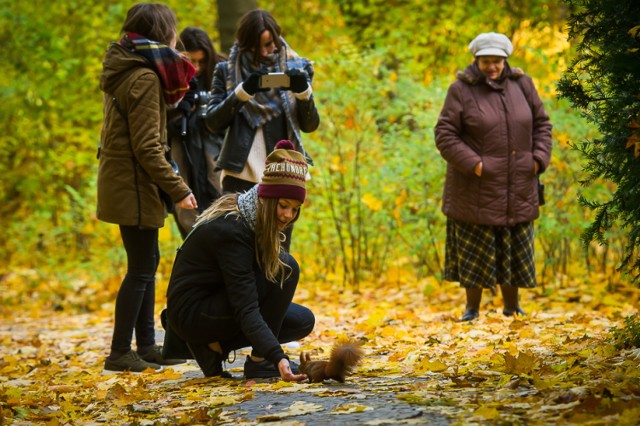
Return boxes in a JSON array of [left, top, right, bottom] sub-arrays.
[[285, 69, 310, 93], [242, 69, 268, 95], [259, 72, 290, 89]]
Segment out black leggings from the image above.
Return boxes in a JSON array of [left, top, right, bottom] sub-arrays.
[[175, 254, 314, 356], [109, 225, 159, 357]]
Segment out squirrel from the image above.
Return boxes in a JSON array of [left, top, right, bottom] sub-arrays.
[[299, 341, 363, 383]]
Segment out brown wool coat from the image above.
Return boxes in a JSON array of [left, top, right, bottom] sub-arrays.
[[435, 64, 553, 227], [97, 43, 191, 228]]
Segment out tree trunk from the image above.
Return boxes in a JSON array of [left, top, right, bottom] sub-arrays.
[[216, 0, 258, 55]]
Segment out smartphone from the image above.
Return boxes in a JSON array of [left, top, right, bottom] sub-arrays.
[[260, 72, 290, 89]]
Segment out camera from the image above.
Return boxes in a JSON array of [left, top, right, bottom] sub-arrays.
[[192, 90, 211, 119]]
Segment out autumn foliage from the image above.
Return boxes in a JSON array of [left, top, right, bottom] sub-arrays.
[[1, 0, 640, 424]]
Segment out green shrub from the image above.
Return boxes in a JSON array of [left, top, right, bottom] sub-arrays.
[[610, 314, 640, 349]]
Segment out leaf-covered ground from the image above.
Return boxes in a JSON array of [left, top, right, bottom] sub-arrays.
[[1, 272, 639, 425]]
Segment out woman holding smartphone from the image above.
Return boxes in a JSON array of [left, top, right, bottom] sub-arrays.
[[203, 9, 319, 195]]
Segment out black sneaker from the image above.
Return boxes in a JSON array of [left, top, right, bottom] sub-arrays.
[[187, 342, 232, 378], [104, 350, 162, 372], [139, 345, 186, 366], [243, 356, 299, 379]]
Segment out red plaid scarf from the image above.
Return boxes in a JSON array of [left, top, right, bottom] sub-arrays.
[[120, 32, 196, 105]]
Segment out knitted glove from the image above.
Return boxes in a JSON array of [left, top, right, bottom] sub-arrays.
[[285, 69, 309, 93], [242, 69, 269, 95], [177, 90, 196, 113]]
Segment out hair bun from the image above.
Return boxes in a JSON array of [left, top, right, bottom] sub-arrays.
[[275, 140, 295, 150]]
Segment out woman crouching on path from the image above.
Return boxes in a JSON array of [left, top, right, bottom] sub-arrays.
[[165, 140, 314, 381]]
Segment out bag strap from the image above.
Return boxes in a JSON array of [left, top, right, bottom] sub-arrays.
[[513, 75, 544, 199], [513, 76, 534, 113]]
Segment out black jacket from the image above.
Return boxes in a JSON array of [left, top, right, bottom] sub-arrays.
[[166, 214, 287, 365], [204, 61, 319, 173]]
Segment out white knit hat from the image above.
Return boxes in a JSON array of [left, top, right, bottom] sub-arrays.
[[469, 32, 513, 57]]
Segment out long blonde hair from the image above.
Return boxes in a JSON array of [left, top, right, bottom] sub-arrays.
[[195, 194, 300, 283]]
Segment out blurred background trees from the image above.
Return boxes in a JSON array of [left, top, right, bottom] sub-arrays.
[[1, 0, 632, 311]]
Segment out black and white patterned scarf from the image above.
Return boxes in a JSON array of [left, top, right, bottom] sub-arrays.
[[237, 185, 259, 231], [226, 38, 309, 148]]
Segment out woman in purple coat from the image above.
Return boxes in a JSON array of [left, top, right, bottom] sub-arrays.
[[435, 32, 552, 321]]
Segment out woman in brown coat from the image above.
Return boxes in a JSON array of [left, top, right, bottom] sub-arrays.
[[97, 3, 198, 372], [434, 32, 552, 321]]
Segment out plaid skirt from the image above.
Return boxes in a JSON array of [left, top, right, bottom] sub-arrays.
[[444, 218, 537, 289]]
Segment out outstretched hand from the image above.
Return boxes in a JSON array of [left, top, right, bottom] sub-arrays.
[[278, 358, 307, 382]]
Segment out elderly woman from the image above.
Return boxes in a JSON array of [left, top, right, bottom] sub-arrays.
[[434, 32, 553, 321]]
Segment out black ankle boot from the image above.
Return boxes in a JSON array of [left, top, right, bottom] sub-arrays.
[[461, 309, 479, 321], [461, 288, 482, 322], [187, 342, 232, 378], [503, 307, 527, 317], [501, 285, 526, 317]]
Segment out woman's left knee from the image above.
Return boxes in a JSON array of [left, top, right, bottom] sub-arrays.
[[298, 306, 315, 335], [283, 254, 300, 284]]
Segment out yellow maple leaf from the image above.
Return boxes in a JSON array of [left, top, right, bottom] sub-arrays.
[[625, 132, 640, 158], [154, 368, 183, 380], [474, 405, 501, 420], [416, 358, 448, 373], [332, 403, 374, 414], [628, 25, 640, 38], [503, 350, 538, 374]]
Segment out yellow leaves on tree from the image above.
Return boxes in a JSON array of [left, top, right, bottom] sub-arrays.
[[361, 193, 382, 212]]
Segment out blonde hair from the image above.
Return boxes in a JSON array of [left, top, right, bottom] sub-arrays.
[[195, 194, 300, 284], [195, 193, 240, 223]]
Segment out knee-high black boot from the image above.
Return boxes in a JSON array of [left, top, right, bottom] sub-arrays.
[[501, 285, 526, 317], [461, 288, 482, 321]]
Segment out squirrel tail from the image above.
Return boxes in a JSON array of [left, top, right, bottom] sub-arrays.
[[324, 342, 363, 382]]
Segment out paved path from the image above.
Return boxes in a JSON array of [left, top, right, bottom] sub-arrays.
[[171, 362, 449, 425], [157, 333, 450, 425]]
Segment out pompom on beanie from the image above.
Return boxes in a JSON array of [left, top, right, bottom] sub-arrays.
[[469, 32, 513, 58], [258, 140, 308, 203]]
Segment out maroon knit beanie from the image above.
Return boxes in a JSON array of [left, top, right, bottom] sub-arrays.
[[258, 140, 307, 203]]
